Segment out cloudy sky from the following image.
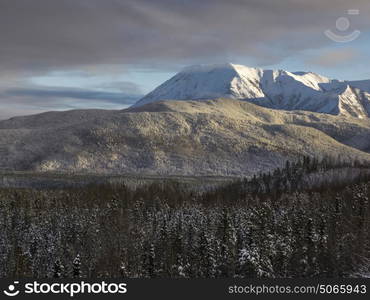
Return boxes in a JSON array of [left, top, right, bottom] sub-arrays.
[[1, 0, 370, 119]]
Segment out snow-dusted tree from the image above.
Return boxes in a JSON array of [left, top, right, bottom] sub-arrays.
[[142, 242, 156, 278], [218, 208, 236, 277], [72, 254, 82, 278], [197, 231, 217, 278], [53, 259, 64, 278], [119, 261, 128, 278]]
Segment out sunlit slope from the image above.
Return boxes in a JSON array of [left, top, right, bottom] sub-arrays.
[[0, 98, 370, 175]]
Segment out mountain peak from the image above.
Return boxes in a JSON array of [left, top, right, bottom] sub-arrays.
[[134, 64, 370, 118]]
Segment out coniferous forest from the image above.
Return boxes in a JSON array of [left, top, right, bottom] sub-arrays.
[[0, 157, 370, 278]]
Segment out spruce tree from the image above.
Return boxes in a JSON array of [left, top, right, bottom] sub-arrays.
[[53, 259, 64, 279], [72, 254, 82, 279]]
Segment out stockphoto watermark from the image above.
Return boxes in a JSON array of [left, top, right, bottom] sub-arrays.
[[325, 9, 361, 42], [2, 281, 127, 298]]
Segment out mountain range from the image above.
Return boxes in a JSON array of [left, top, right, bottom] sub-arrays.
[[135, 63, 370, 119], [0, 64, 370, 176], [1, 97, 370, 176]]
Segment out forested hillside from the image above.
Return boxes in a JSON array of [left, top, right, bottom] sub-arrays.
[[0, 158, 369, 278]]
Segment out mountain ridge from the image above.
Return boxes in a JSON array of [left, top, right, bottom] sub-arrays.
[[135, 63, 370, 119], [1, 98, 370, 176]]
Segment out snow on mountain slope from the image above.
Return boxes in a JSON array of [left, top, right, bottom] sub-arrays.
[[134, 63, 370, 118], [338, 86, 368, 119], [1, 98, 370, 176], [135, 64, 264, 104]]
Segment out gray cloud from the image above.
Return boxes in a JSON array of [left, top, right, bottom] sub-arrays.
[[307, 48, 362, 67], [1, 0, 370, 75], [96, 81, 143, 94], [4, 88, 141, 105], [0, 86, 141, 119]]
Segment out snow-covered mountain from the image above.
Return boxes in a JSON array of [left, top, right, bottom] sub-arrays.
[[1, 65, 370, 176], [134, 63, 370, 118]]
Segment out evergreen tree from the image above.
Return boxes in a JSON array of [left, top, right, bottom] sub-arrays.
[[53, 259, 64, 279], [72, 254, 82, 279], [120, 261, 128, 278], [197, 231, 216, 278]]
